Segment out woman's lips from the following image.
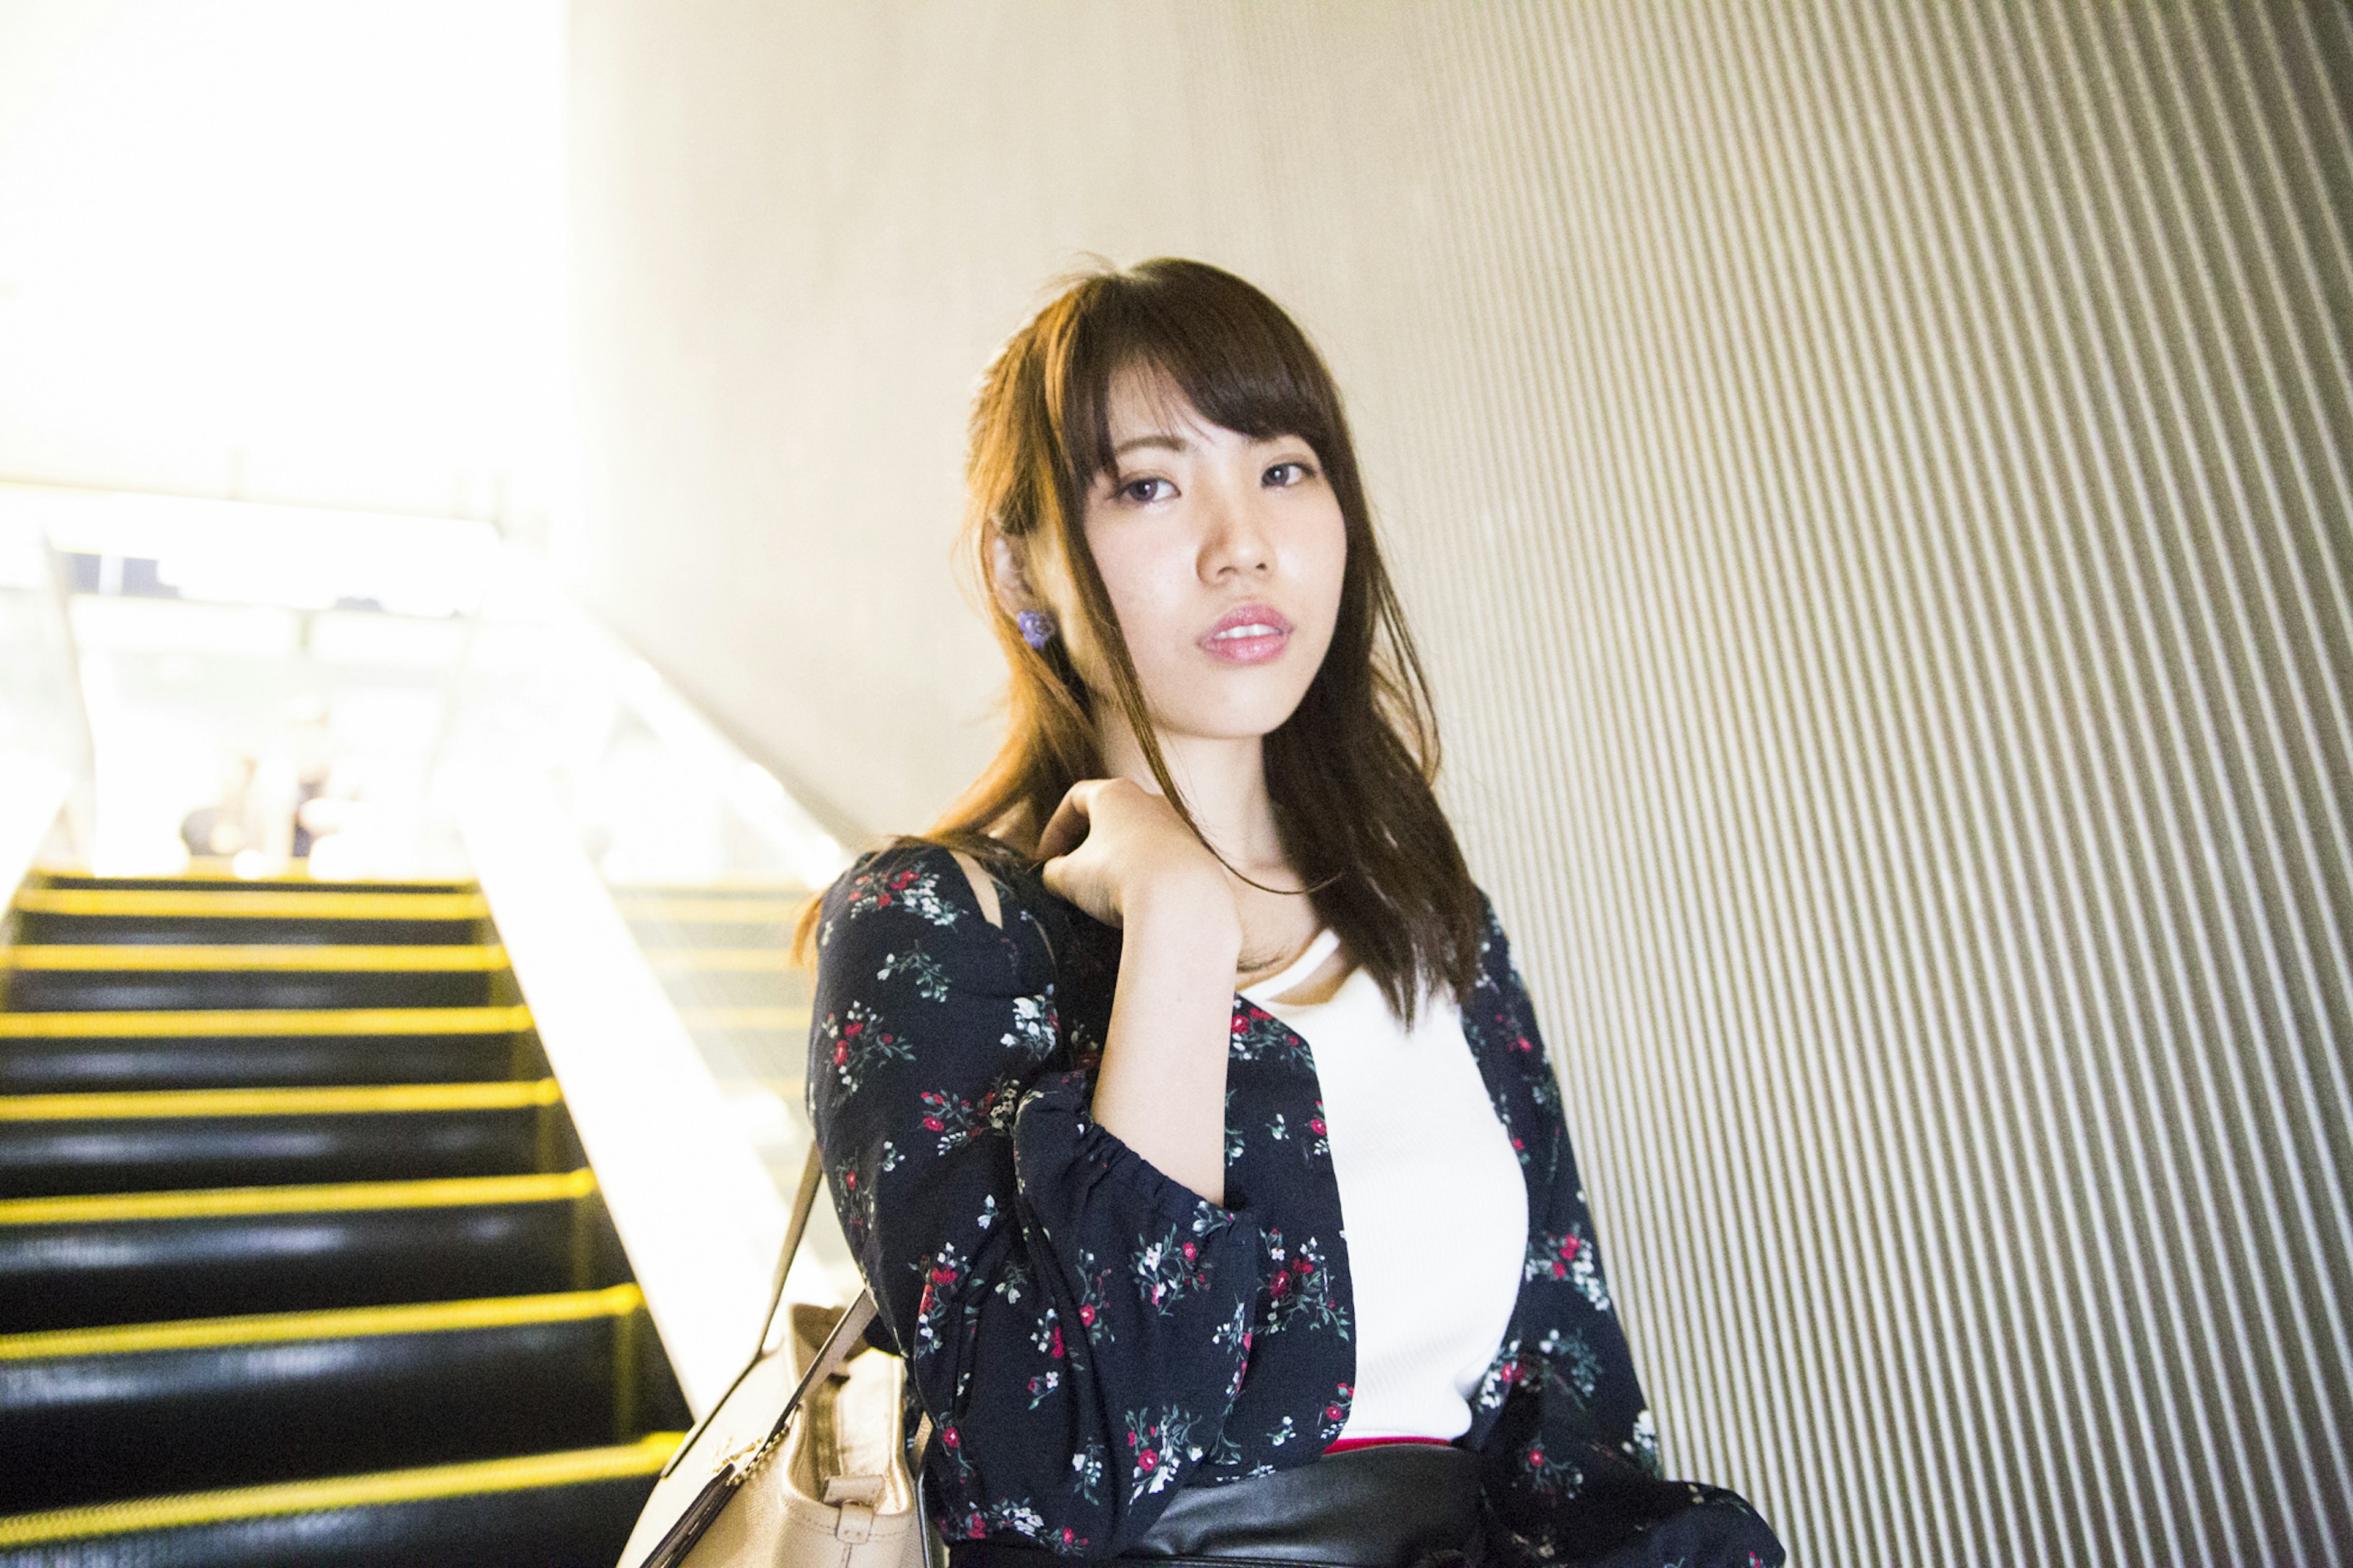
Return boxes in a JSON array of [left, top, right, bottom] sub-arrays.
[[1199, 605, 1293, 665]]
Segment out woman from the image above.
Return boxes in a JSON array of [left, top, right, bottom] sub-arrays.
[[802, 259, 1781, 1568]]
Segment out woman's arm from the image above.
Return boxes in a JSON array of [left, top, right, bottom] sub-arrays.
[[808, 845, 1260, 1556], [1086, 873, 1240, 1205], [1034, 778, 1241, 1207]]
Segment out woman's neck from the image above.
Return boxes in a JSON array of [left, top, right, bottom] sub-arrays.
[[1096, 719, 1326, 979], [1097, 723, 1289, 882]]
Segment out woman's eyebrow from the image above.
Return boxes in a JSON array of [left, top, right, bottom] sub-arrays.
[[1112, 433, 1187, 456]]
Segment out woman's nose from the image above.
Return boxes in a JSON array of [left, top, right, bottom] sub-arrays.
[[1200, 487, 1275, 577]]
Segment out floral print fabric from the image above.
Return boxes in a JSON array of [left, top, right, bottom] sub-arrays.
[[808, 845, 1781, 1566]]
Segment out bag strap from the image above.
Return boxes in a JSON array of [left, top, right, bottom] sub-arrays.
[[657, 1143, 843, 1483], [635, 1293, 879, 1568], [642, 1146, 942, 1568], [761, 1142, 828, 1354], [781, 1290, 882, 1420]]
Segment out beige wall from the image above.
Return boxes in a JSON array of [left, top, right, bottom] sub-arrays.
[[568, 4, 2352, 1562], [0, 1, 569, 526]]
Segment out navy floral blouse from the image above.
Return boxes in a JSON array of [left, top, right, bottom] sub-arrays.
[[806, 844, 1781, 1567]]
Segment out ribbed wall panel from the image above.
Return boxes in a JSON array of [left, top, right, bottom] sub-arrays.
[[568, 4, 2352, 1561]]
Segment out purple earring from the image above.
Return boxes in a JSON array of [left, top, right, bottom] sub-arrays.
[[1017, 610, 1056, 650]]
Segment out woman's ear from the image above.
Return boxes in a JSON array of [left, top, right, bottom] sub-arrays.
[[994, 536, 1063, 653], [990, 534, 1037, 619]]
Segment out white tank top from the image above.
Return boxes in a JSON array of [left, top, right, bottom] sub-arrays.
[[1240, 930, 1528, 1442]]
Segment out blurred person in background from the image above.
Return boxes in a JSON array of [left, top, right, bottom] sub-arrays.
[[178, 753, 256, 862]]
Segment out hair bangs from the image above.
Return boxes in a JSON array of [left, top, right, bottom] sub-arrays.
[[1056, 262, 1341, 490]]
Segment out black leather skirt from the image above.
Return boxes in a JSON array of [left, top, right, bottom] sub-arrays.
[[949, 1444, 1485, 1568]]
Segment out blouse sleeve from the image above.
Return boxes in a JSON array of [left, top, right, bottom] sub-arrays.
[[1470, 903, 1784, 1568], [806, 847, 1263, 1556]]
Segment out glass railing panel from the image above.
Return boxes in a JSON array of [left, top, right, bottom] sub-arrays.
[[436, 545, 858, 1323], [0, 481, 858, 1399], [1, 480, 491, 881], [0, 490, 96, 877]]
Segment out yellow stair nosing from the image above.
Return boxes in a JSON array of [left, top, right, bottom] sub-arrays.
[[642, 947, 791, 971], [1, 944, 509, 972], [0, 1078, 562, 1121], [607, 879, 808, 893], [45, 866, 471, 888], [675, 1005, 813, 1031], [0, 1004, 532, 1039], [13, 889, 489, 920], [0, 1167, 596, 1226], [0, 1282, 645, 1362], [614, 897, 802, 923], [0, 1431, 683, 1546]]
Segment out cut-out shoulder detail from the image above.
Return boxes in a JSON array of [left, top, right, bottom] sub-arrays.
[[949, 849, 1003, 928]]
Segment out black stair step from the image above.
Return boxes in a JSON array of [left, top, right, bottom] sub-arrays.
[[623, 918, 800, 950], [0, 1286, 685, 1512], [34, 876, 475, 896], [0, 1435, 678, 1568], [6, 970, 496, 1007], [17, 914, 485, 945], [648, 968, 806, 1011], [614, 891, 805, 950], [12, 887, 489, 949], [0, 1170, 622, 1332], [0, 1081, 564, 1198], [0, 1007, 537, 1094]]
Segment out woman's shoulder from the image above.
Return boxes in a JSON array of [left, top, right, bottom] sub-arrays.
[[822, 839, 982, 922], [814, 838, 1059, 993], [1458, 884, 1540, 1023], [1468, 884, 1511, 973]]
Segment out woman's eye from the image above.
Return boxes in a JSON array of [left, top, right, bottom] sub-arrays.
[[1120, 477, 1173, 504], [1264, 460, 1315, 487]]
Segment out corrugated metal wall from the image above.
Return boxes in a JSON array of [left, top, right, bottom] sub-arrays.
[[1398, 7, 2352, 1563], [568, 4, 2351, 1561]]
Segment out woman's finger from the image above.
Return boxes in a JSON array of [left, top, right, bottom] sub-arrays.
[[1034, 779, 1100, 862]]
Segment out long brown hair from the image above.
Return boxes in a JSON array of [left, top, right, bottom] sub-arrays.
[[810, 258, 1482, 1020]]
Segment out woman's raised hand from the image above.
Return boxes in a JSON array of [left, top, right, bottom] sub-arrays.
[[1037, 777, 1233, 932], [1040, 777, 1242, 1206]]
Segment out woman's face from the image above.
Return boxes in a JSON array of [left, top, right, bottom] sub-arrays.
[[1061, 369, 1348, 748]]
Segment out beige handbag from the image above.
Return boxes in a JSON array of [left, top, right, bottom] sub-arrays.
[[618, 1151, 936, 1568]]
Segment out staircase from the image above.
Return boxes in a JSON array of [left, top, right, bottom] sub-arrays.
[[0, 870, 688, 1567]]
